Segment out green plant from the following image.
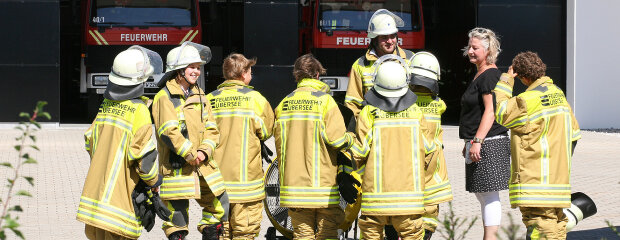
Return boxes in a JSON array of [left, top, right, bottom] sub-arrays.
[[0, 101, 50, 240], [437, 202, 478, 240], [605, 220, 620, 239], [496, 214, 521, 240]]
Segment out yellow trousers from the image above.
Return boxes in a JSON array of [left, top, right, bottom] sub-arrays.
[[288, 206, 345, 240], [84, 224, 133, 240], [221, 200, 263, 240], [422, 205, 439, 232], [358, 214, 424, 240], [162, 178, 225, 237], [520, 207, 568, 240]]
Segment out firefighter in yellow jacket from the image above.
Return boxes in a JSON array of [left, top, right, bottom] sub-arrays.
[[493, 52, 581, 240], [153, 42, 228, 240], [350, 56, 436, 240], [345, 9, 414, 118], [274, 54, 356, 240], [206, 53, 275, 239], [408, 52, 452, 240], [77, 46, 163, 239]]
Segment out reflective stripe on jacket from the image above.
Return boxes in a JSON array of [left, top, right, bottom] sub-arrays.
[[494, 74, 581, 208], [153, 79, 223, 200], [207, 80, 275, 203], [351, 103, 436, 216], [78, 97, 159, 239], [414, 93, 453, 205], [345, 47, 414, 118], [275, 78, 355, 208]]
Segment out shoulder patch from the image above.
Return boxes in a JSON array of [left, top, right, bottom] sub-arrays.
[[210, 89, 222, 96], [163, 86, 182, 108], [286, 92, 296, 98], [130, 98, 145, 105], [531, 85, 548, 93], [403, 49, 414, 59], [357, 56, 370, 67], [237, 87, 254, 94], [311, 91, 327, 98]]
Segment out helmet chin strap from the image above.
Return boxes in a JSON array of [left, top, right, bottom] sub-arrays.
[[179, 68, 204, 122]]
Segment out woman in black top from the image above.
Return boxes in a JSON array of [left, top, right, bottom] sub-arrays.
[[459, 27, 510, 240]]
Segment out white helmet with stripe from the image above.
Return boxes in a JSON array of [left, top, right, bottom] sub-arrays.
[[367, 9, 404, 39], [108, 45, 163, 86], [157, 41, 212, 87]]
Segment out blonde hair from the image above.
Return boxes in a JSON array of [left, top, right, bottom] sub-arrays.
[[293, 54, 326, 82], [463, 27, 501, 64], [222, 53, 256, 80]]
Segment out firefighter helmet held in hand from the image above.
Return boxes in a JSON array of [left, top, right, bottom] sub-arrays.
[[367, 9, 404, 39], [409, 51, 440, 95], [108, 46, 163, 86], [157, 41, 212, 87], [373, 56, 409, 98]]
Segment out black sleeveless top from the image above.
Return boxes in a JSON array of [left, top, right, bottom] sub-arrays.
[[459, 68, 508, 139]]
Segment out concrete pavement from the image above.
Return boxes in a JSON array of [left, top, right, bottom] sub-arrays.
[[0, 125, 618, 239]]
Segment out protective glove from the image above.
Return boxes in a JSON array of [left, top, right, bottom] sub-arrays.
[[337, 151, 352, 167], [148, 190, 171, 222], [260, 141, 273, 164], [337, 172, 361, 204], [132, 181, 156, 231], [169, 153, 187, 169], [141, 206, 156, 231]]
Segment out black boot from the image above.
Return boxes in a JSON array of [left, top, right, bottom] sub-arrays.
[[423, 229, 433, 240], [202, 223, 221, 240], [168, 230, 188, 240]]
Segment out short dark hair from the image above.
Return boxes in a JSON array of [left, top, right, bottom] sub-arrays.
[[512, 51, 546, 81], [293, 54, 326, 82]]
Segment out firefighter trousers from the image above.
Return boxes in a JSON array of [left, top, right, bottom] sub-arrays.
[[520, 207, 568, 240], [221, 200, 263, 240], [288, 206, 345, 240], [422, 205, 439, 232], [358, 214, 424, 240], [84, 224, 133, 240], [162, 178, 229, 237]]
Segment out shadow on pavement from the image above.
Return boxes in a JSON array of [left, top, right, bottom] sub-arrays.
[[568, 226, 620, 240]]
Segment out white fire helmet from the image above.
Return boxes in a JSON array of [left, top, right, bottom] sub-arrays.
[[367, 9, 404, 39], [157, 41, 212, 86], [409, 51, 441, 95], [108, 45, 163, 86], [564, 192, 597, 231], [372, 54, 410, 98]]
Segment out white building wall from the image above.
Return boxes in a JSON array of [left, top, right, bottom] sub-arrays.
[[568, 0, 620, 128]]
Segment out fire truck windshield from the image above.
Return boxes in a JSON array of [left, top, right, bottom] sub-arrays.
[[319, 0, 420, 31], [90, 0, 197, 27]]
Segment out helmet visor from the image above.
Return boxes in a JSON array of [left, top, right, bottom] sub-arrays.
[[367, 9, 405, 33], [119, 45, 164, 79], [172, 41, 212, 67], [371, 54, 409, 84]]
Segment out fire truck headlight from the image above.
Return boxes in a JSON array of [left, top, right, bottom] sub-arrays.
[[321, 78, 338, 89], [93, 75, 109, 86]]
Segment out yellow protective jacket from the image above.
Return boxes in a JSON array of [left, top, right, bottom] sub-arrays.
[[351, 103, 436, 216], [153, 80, 224, 200], [493, 74, 581, 208], [414, 93, 453, 205], [206, 80, 275, 203], [344, 47, 414, 118], [78, 97, 159, 239], [274, 78, 355, 208]]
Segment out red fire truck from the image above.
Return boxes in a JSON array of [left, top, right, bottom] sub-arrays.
[[299, 0, 424, 94], [80, 0, 203, 116]]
